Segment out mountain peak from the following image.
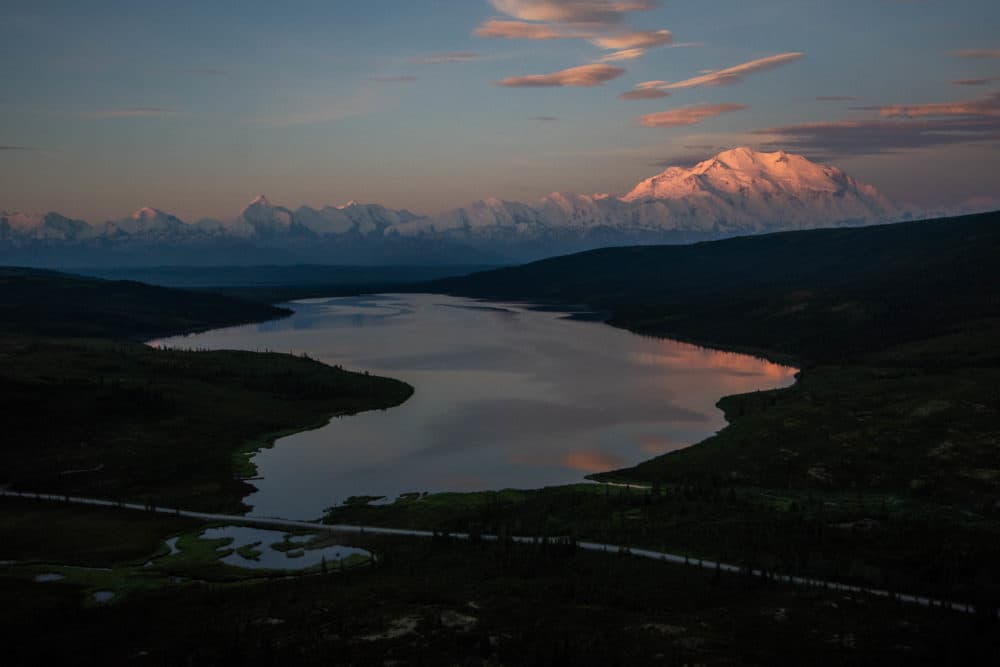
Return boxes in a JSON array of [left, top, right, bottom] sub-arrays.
[[3, 146, 911, 261], [623, 147, 857, 203], [131, 206, 164, 220], [716, 146, 757, 158], [241, 194, 293, 228], [706, 147, 793, 169]]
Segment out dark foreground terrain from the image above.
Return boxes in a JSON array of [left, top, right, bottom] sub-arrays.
[[0, 268, 412, 515], [2, 213, 999, 664], [3, 497, 998, 666], [322, 210, 1000, 623]]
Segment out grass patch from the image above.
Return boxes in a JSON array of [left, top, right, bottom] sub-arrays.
[[236, 542, 263, 561]]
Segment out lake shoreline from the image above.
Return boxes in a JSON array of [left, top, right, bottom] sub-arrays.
[[158, 293, 797, 518]]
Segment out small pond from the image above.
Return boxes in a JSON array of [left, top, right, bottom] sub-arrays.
[[198, 526, 371, 571]]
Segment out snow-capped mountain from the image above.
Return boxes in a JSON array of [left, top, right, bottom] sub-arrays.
[[392, 148, 904, 244], [1, 148, 917, 266], [0, 211, 92, 242], [620, 147, 901, 231], [103, 207, 190, 239]]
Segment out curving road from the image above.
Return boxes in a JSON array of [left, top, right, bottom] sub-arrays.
[[1, 489, 991, 617]]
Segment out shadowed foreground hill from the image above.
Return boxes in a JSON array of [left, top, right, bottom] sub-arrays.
[[0, 267, 413, 511], [0, 267, 290, 340], [433, 210, 1000, 365]]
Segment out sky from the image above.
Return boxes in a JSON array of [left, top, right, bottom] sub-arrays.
[[1, 0, 999, 221]]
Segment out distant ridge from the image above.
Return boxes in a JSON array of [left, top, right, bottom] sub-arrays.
[[0, 148, 949, 267], [0, 267, 290, 340]]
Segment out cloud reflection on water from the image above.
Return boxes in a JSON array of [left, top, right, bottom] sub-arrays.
[[156, 294, 797, 518]]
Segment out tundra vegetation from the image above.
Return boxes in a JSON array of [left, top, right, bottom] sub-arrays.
[[2, 212, 999, 664]]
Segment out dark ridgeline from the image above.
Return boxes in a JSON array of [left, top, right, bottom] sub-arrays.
[[0, 267, 290, 341], [431, 210, 1000, 366]]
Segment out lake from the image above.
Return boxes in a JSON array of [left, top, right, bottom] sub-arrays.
[[154, 294, 796, 519]]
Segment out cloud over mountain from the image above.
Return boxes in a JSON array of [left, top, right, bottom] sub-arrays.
[[758, 92, 1000, 156]]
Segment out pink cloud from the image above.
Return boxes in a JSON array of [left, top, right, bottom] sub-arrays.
[[600, 48, 647, 62], [880, 92, 1000, 118], [951, 49, 1000, 59], [591, 29, 671, 50], [661, 52, 804, 89], [755, 113, 1000, 157], [477, 2, 668, 64], [619, 81, 672, 100], [640, 103, 748, 127], [952, 77, 998, 86], [497, 63, 625, 87], [475, 19, 575, 39], [619, 87, 671, 100], [489, 0, 655, 26]]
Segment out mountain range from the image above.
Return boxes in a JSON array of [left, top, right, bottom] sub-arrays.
[[1, 148, 925, 267]]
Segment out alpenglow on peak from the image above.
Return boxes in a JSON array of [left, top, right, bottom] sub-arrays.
[[2, 147, 917, 266]]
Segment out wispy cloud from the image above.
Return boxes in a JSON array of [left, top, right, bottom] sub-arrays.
[[0, 144, 61, 157], [880, 92, 1000, 118], [619, 53, 803, 100], [497, 63, 624, 87], [953, 77, 998, 86], [475, 19, 576, 40], [600, 48, 647, 62], [755, 92, 1000, 156], [370, 75, 418, 83], [590, 29, 671, 50], [251, 90, 380, 127], [816, 95, 859, 101], [530, 115, 560, 121], [619, 80, 671, 100], [661, 53, 804, 89], [639, 103, 747, 127], [83, 107, 178, 119], [488, 0, 656, 26], [478, 1, 668, 62], [183, 67, 229, 76], [951, 48, 1000, 59], [409, 52, 482, 65]]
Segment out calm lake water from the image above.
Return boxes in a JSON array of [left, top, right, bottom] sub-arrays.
[[155, 294, 796, 519]]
